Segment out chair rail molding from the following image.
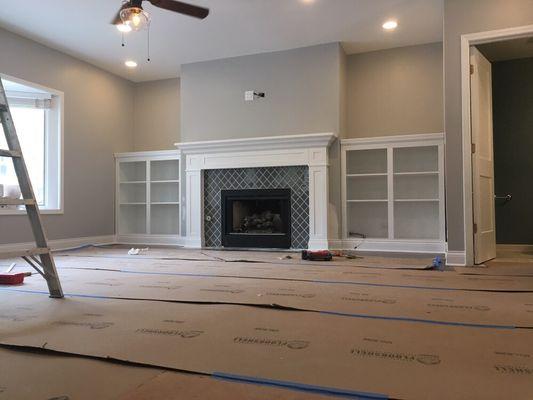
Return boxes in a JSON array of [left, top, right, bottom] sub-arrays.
[[176, 132, 337, 249]]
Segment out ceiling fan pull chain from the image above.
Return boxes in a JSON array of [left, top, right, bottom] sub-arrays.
[[147, 24, 151, 62], [122, 32, 126, 47]]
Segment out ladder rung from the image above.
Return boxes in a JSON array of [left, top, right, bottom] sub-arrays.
[[0, 247, 50, 260], [0, 198, 36, 206], [0, 149, 22, 158]]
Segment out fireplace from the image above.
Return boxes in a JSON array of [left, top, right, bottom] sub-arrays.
[[221, 189, 291, 248]]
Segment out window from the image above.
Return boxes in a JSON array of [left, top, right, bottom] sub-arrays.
[[0, 77, 62, 213]]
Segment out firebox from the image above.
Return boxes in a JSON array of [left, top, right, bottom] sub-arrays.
[[221, 189, 291, 248]]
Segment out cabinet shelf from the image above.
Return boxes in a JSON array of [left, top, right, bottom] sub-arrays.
[[347, 199, 388, 203], [116, 152, 181, 240], [393, 172, 438, 176], [342, 136, 444, 248], [151, 180, 180, 184], [347, 173, 387, 177], [394, 199, 439, 202]]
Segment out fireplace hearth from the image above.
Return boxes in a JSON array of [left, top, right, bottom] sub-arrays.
[[221, 189, 291, 248]]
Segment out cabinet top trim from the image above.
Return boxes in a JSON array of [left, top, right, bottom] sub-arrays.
[[341, 133, 444, 147], [115, 150, 180, 159]]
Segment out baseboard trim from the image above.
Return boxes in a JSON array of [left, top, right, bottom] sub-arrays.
[[331, 239, 446, 254], [445, 250, 467, 266], [116, 235, 185, 247], [0, 235, 116, 254]]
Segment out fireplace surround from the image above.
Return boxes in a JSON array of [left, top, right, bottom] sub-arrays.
[[176, 132, 337, 249]]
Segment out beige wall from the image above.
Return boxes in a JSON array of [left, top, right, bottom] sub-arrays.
[[444, 0, 533, 252], [0, 27, 134, 244], [347, 42, 443, 138], [133, 78, 180, 150], [181, 43, 344, 142]]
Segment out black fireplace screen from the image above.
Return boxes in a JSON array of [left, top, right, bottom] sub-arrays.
[[221, 189, 291, 248]]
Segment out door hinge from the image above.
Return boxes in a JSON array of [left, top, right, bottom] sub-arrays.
[[471, 143, 476, 154], [470, 64, 474, 75], [473, 223, 478, 234]]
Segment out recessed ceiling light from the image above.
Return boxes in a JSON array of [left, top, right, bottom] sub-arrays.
[[116, 24, 132, 33], [382, 20, 398, 31], [125, 60, 138, 68]]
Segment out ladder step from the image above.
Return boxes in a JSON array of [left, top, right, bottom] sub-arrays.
[[0, 198, 36, 206], [0, 104, 7, 112], [0, 149, 22, 158], [0, 247, 50, 260]]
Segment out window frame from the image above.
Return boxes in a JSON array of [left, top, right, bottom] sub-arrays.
[[0, 73, 64, 215]]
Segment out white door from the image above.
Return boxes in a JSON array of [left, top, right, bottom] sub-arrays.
[[470, 47, 496, 264]]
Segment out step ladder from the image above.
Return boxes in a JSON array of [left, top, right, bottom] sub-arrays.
[[0, 78, 63, 298]]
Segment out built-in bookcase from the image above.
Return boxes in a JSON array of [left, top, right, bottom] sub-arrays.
[[115, 151, 180, 245], [341, 133, 445, 253]]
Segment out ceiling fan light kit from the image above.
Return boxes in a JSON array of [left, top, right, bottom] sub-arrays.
[[120, 6, 151, 31], [111, 0, 209, 66]]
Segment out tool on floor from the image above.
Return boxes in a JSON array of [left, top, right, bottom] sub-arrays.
[[301, 250, 333, 261], [430, 256, 444, 271], [0, 271, 31, 285], [0, 78, 63, 298]]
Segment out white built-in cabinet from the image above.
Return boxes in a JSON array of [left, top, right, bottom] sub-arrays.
[[115, 151, 181, 245], [341, 133, 445, 253]]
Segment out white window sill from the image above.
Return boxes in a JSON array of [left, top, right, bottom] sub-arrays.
[[0, 208, 63, 215]]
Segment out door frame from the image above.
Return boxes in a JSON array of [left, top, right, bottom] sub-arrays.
[[460, 24, 533, 266]]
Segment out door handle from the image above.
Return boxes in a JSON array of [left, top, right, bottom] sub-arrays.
[[494, 194, 512, 203]]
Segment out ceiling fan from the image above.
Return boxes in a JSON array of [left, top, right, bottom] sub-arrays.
[[111, 0, 209, 31]]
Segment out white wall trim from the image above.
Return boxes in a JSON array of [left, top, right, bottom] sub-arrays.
[[114, 150, 179, 159], [177, 132, 337, 249], [341, 132, 444, 147], [115, 234, 185, 246], [0, 235, 116, 254], [445, 251, 467, 267], [333, 239, 445, 254], [460, 24, 533, 266]]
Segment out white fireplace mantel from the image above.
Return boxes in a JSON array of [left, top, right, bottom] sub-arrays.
[[175, 132, 337, 249]]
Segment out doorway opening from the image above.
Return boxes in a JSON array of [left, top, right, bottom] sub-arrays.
[[467, 33, 533, 265]]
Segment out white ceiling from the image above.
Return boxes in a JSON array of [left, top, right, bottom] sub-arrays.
[[0, 0, 443, 82]]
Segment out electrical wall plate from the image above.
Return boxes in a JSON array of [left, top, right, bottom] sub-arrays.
[[244, 91, 255, 101]]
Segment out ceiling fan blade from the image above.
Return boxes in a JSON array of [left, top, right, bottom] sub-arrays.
[[148, 0, 209, 19]]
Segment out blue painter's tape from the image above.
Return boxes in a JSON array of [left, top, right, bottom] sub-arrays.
[[319, 311, 515, 330], [0, 287, 108, 300], [81, 268, 470, 292], [212, 372, 388, 399]]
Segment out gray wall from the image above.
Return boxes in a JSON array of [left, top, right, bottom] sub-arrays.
[[347, 42, 443, 138], [0, 27, 134, 244], [444, 0, 533, 251], [133, 78, 180, 150], [492, 57, 533, 244], [181, 43, 343, 142]]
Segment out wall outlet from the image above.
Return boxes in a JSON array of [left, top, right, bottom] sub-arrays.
[[244, 90, 255, 101]]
